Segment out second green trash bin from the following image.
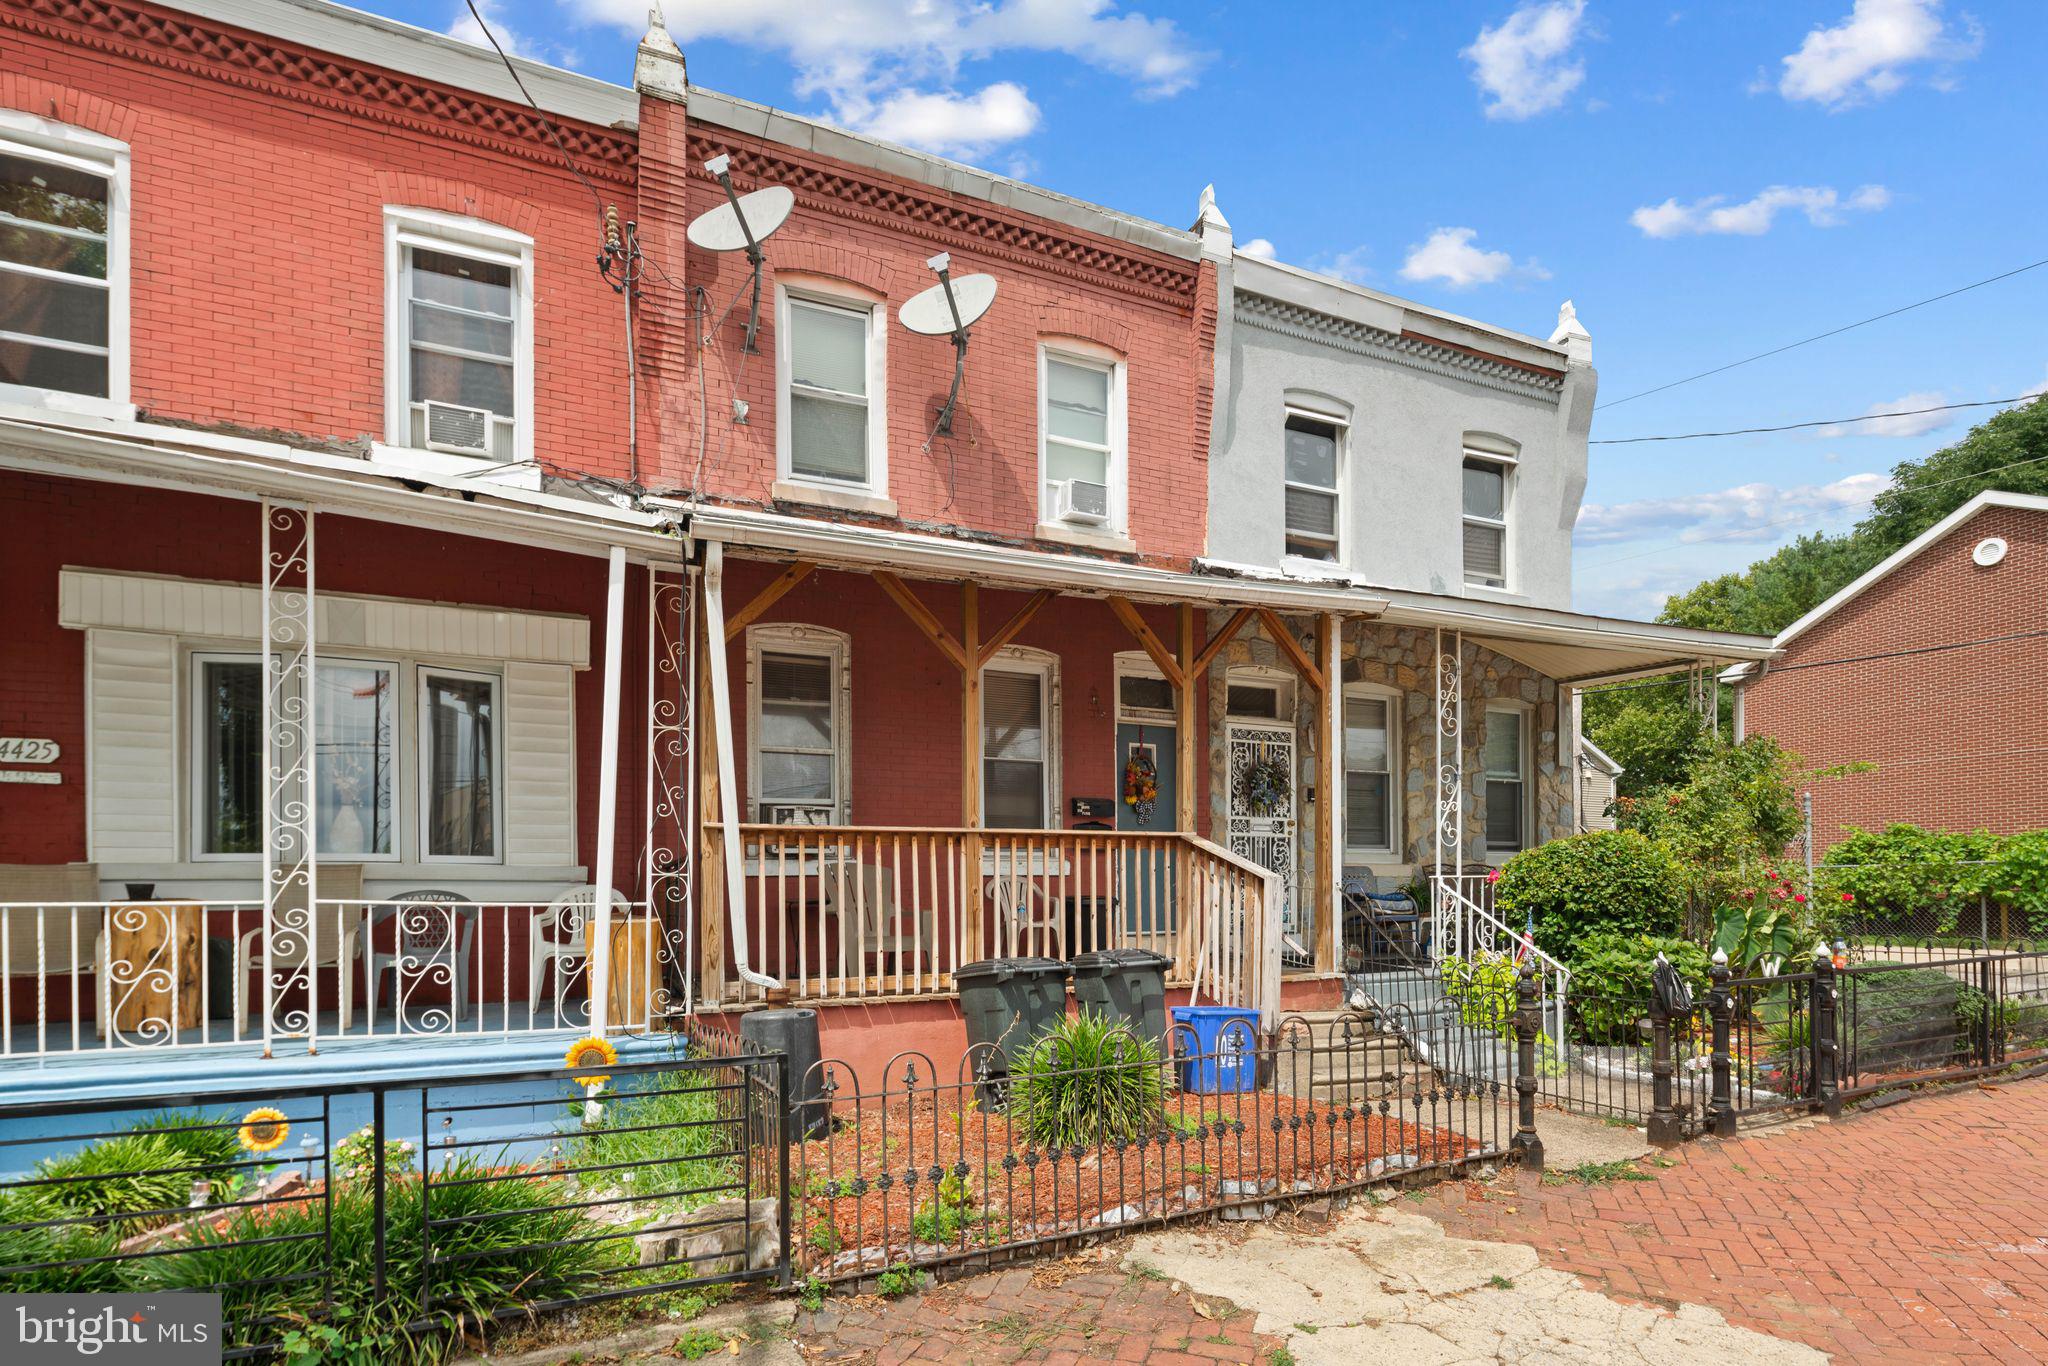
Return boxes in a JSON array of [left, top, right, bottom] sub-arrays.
[[1069, 947, 1172, 1050], [955, 956, 1070, 1072]]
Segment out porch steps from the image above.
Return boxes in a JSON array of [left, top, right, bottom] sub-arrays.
[[1274, 1008, 1440, 1108]]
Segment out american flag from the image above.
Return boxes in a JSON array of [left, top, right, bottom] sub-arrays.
[[1514, 910, 1536, 966]]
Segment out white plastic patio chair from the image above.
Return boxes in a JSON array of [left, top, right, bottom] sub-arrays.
[[820, 865, 937, 972], [233, 865, 365, 1037], [527, 886, 627, 1023], [363, 889, 475, 1027], [0, 864, 108, 1033]]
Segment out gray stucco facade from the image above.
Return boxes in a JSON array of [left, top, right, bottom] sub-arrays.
[[1203, 235, 1595, 613]]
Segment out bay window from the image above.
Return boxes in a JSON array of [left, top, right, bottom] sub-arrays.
[[316, 662, 395, 857], [420, 670, 498, 860], [196, 657, 263, 857]]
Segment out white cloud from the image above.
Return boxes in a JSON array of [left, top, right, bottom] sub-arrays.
[[1573, 473, 1889, 547], [844, 82, 1040, 159], [1397, 227, 1548, 290], [2022, 366, 2048, 402], [1462, 0, 1590, 121], [1775, 0, 1982, 109], [1310, 246, 1375, 284], [447, 0, 540, 59], [1817, 390, 1955, 437], [569, 0, 1207, 159], [1630, 183, 1889, 237], [1237, 237, 1277, 261]]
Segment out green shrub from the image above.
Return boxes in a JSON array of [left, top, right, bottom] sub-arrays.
[[1493, 831, 1684, 963], [16, 1113, 245, 1235], [1565, 932, 1710, 1045], [910, 1171, 985, 1244], [1819, 826, 1996, 935], [1008, 1010, 1165, 1151], [875, 1261, 927, 1298], [1438, 950, 1518, 1031], [572, 1074, 737, 1207]]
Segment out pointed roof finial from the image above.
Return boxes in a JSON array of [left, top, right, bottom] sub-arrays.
[[1549, 299, 1591, 363], [636, 1, 685, 97], [1196, 183, 1230, 232]]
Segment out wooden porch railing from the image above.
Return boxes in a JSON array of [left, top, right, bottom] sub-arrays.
[[721, 826, 1282, 1018]]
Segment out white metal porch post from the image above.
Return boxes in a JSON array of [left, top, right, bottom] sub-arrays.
[[1432, 626, 1464, 958], [590, 546, 628, 1036], [260, 502, 317, 1057]]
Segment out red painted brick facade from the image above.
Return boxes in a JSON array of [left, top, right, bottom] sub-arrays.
[[1744, 503, 2048, 850]]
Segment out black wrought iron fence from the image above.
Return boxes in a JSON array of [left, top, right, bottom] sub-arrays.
[[790, 995, 1540, 1286], [0, 1032, 789, 1361]]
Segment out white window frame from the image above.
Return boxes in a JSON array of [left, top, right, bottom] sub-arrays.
[[1282, 402, 1347, 567], [1341, 682, 1401, 859], [0, 110, 131, 419], [1461, 436, 1518, 592], [381, 206, 535, 472], [744, 623, 852, 826], [981, 645, 1062, 830], [1037, 342, 1128, 535], [416, 664, 504, 865], [1481, 703, 1533, 855], [775, 282, 889, 497], [185, 652, 403, 864], [1224, 667, 1296, 723]]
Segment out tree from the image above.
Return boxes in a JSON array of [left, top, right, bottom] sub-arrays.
[[1611, 735, 1806, 930], [1580, 688, 1706, 799]]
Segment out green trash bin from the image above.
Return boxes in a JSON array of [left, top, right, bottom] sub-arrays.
[[1069, 948, 1172, 1051], [955, 956, 1069, 1077]]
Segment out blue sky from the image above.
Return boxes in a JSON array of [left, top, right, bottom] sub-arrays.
[[383, 0, 2046, 619]]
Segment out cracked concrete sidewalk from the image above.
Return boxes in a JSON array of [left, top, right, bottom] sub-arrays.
[[1121, 1196, 1824, 1364]]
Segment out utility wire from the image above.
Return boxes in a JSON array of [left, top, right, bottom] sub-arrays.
[[1596, 256, 2048, 412], [1592, 395, 2039, 445], [462, 0, 608, 216]]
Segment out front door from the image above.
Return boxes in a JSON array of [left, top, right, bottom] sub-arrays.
[[1227, 722, 1298, 937], [1115, 723, 1176, 944]]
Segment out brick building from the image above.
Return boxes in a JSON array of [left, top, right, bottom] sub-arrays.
[[1731, 491, 2048, 852], [0, 0, 1773, 1090]]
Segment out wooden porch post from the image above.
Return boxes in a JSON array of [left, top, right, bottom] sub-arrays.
[[962, 583, 984, 963], [694, 569, 726, 1003], [1315, 612, 1341, 974]]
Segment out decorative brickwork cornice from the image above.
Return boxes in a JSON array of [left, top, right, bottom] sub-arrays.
[[686, 136, 1199, 309], [1238, 291, 1566, 401], [2, 0, 637, 183]]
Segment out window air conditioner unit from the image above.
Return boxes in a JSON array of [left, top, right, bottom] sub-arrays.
[[1054, 478, 1110, 526], [422, 400, 494, 456]]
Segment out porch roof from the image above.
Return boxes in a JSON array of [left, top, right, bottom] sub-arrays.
[[0, 407, 682, 562], [674, 502, 1777, 684]]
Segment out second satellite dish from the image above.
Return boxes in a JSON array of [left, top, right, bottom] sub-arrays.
[[901, 253, 999, 439], [687, 154, 794, 354]]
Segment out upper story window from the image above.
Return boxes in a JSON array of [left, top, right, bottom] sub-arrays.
[[1040, 346, 1125, 534], [1284, 411, 1343, 562], [779, 287, 886, 492], [0, 114, 128, 414], [747, 625, 851, 826], [1461, 453, 1510, 589], [383, 208, 532, 466], [1482, 705, 1530, 854]]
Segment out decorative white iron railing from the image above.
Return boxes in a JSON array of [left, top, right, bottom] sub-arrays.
[[0, 896, 657, 1058], [1429, 872, 1570, 1053]]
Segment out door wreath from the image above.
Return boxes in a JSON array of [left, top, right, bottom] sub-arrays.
[[1122, 744, 1158, 823], [1238, 755, 1291, 813]]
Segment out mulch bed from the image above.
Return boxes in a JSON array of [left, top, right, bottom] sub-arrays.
[[793, 1088, 1489, 1275]]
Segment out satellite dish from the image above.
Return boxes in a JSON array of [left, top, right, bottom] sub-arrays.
[[687, 154, 794, 354], [687, 185, 795, 253], [899, 253, 1000, 440]]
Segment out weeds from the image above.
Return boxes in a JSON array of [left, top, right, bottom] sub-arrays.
[[1541, 1160, 1654, 1187], [875, 1262, 928, 1298]]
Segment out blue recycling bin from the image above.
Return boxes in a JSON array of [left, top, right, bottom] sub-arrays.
[[1170, 1005, 1261, 1094]]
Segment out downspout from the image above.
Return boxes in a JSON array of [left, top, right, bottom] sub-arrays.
[[701, 541, 780, 990], [590, 545, 628, 1034]]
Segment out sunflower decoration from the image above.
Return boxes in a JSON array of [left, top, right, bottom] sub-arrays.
[[564, 1035, 618, 1091], [238, 1107, 290, 1155]]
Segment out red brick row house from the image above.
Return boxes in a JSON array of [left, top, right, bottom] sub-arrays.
[[0, 0, 1774, 1093]]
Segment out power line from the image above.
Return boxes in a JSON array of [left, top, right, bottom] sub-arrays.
[[1592, 395, 2039, 445], [1579, 450, 2048, 568], [1596, 256, 2048, 412], [462, 0, 608, 215], [1761, 626, 2048, 677]]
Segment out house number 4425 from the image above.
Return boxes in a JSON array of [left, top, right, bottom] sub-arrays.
[[0, 737, 60, 764]]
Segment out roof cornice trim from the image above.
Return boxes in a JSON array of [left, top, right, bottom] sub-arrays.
[[1238, 292, 1565, 401], [6, 0, 637, 182]]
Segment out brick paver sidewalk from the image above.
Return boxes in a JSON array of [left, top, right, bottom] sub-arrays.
[[796, 1256, 1283, 1364], [1421, 1077, 2048, 1361]]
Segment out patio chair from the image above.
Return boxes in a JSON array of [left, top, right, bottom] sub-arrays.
[[820, 865, 937, 973], [0, 863, 106, 1023], [986, 867, 1062, 958], [363, 890, 475, 1027], [528, 886, 626, 1023], [1341, 880, 1425, 973], [233, 865, 365, 1037]]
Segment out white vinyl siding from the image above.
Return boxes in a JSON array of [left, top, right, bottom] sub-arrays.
[[503, 662, 577, 865], [86, 629, 177, 861]]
